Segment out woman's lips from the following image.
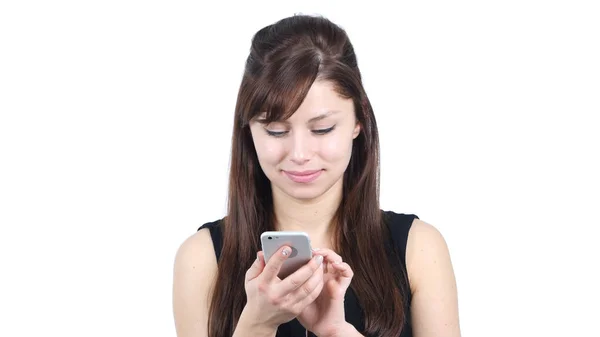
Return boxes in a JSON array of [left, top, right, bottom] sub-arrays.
[[282, 169, 323, 183]]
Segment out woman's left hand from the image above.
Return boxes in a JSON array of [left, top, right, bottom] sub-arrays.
[[296, 248, 355, 337]]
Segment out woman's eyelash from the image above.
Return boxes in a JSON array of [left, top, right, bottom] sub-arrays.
[[265, 125, 336, 137], [312, 125, 335, 135], [266, 130, 287, 137]]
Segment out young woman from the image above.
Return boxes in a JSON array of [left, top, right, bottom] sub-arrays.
[[173, 14, 460, 337]]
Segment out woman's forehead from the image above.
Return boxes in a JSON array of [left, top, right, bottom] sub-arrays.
[[256, 81, 354, 123]]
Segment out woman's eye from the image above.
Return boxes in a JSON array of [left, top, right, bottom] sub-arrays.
[[265, 130, 288, 137], [265, 125, 335, 137], [312, 125, 336, 135]]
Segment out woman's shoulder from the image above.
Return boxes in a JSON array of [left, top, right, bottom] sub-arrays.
[[173, 220, 223, 335], [174, 216, 225, 270], [176, 224, 218, 267], [196, 216, 226, 260], [405, 216, 449, 261], [381, 209, 445, 244], [403, 215, 455, 294], [380, 210, 453, 285]]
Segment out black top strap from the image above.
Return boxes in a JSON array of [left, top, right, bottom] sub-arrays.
[[198, 219, 223, 260], [383, 210, 419, 264]]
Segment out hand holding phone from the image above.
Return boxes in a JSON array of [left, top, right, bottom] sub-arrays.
[[241, 233, 324, 332], [260, 231, 313, 279]]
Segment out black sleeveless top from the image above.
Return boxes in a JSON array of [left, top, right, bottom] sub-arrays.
[[198, 210, 418, 337]]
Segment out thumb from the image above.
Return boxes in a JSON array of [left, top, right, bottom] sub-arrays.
[[245, 251, 266, 282]]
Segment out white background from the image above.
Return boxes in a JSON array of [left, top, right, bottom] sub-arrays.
[[1, 1, 599, 336]]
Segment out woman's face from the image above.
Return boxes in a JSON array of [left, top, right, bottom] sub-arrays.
[[249, 80, 361, 201]]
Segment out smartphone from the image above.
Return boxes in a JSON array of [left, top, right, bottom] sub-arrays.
[[260, 231, 313, 279]]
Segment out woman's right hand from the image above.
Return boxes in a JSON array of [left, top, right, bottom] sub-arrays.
[[241, 245, 325, 332]]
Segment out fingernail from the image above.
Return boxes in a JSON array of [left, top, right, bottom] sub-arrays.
[[256, 252, 259, 261], [312, 248, 320, 251], [282, 247, 291, 256], [315, 255, 323, 265]]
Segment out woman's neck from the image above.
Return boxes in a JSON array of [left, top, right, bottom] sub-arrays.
[[272, 179, 343, 247]]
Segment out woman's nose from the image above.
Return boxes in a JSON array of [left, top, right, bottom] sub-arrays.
[[288, 131, 313, 165]]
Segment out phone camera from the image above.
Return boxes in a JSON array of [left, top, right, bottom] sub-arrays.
[[268, 236, 272, 240]]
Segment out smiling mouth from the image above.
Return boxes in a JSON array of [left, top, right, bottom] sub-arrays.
[[282, 170, 323, 183]]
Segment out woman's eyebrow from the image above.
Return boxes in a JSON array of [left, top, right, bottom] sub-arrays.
[[255, 110, 341, 124], [307, 110, 340, 123]]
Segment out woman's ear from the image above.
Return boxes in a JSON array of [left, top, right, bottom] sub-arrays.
[[352, 122, 361, 139]]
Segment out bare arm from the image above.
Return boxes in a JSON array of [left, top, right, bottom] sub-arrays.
[[173, 229, 216, 337], [172, 229, 278, 337], [406, 219, 461, 337]]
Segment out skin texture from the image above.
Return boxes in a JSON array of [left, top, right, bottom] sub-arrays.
[[172, 80, 461, 337]]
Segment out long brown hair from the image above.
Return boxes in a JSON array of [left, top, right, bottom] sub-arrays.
[[208, 14, 409, 337]]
